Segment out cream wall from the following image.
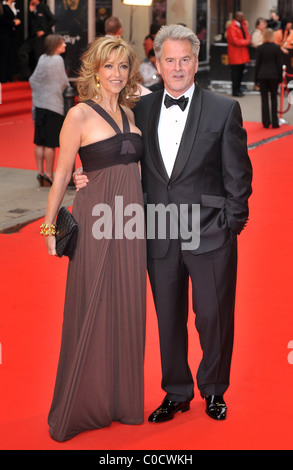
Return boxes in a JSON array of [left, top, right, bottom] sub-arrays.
[[113, 1, 152, 61], [166, 0, 196, 30]]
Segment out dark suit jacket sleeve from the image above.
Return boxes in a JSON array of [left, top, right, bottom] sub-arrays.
[[42, 4, 56, 33], [221, 100, 252, 235]]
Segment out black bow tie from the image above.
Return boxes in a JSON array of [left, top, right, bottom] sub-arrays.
[[164, 94, 189, 111]]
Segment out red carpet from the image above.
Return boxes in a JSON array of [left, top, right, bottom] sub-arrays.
[[0, 113, 82, 171], [0, 82, 32, 119], [244, 120, 293, 146], [0, 82, 82, 171], [1, 91, 293, 450]]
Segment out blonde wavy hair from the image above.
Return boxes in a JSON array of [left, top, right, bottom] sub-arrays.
[[77, 36, 142, 108]]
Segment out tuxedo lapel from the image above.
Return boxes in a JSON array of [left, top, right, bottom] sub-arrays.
[[170, 84, 203, 183], [148, 90, 169, 182]]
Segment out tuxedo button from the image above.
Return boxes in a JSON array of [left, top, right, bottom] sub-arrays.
[[167, 183, 172, 190]]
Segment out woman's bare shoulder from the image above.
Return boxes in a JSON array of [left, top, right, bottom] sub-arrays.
[[66, 102, 90, 122]]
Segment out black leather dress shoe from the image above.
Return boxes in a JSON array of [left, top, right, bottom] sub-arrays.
[[148, 399, 190, 423], [200, 392, 227, 421]]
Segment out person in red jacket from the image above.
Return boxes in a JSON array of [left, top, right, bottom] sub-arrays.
[[226, 11, 251, 97]]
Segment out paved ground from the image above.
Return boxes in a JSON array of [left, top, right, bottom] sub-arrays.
[[0, 168, 76, 233], [0, 91, 292, 234]]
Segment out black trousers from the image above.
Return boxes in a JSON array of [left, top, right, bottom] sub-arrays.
[[147, 234, 238, 402], [258, 79, 280, 128], [230, 64, 245, 96]]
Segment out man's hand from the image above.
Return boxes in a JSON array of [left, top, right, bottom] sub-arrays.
[[73, 168, 89, 191]]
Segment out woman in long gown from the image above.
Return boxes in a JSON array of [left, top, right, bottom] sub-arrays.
[[42, 36, 146, 442]]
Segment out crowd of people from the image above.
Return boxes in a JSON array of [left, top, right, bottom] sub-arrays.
[[1, 3, 292, 100], [0, 0, 56, 83], [225, 9, 292, 128], [225, 10, 292, 97]]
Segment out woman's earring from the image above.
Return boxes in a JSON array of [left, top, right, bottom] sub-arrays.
[[125, 84, 130, 99], [95, 75, 100, 88]]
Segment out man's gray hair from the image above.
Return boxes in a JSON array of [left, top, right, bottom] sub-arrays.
[[153, 24, 200, 61]]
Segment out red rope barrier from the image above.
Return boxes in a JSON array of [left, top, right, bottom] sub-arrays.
[[279, 66, 292, 117]]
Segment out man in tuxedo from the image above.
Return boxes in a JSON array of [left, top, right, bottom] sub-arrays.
[[74, 24, 252, 422], [134, 24, 252, 422]]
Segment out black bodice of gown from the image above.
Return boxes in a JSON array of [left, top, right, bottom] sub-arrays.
[[78, 100, 143, 172]]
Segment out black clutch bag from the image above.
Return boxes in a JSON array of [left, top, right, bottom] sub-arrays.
[[55, 206, 78, 259]]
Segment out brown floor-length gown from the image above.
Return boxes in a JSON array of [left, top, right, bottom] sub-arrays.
[[48, 101, 146, 442]]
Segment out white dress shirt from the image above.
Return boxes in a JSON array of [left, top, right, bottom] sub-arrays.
[[158, 83, 195, 178]]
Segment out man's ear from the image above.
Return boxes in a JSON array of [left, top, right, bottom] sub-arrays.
[[156, 58, 161, 75]]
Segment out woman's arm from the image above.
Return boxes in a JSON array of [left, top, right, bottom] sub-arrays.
[[43, 105, 84, 255]]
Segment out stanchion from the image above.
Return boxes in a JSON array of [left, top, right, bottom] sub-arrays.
[[279, 65, 293, 124], [63, 85, 77, 115]]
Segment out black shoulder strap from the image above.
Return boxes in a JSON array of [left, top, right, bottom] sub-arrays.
[[86, 100, 130, 134], [120, 105, 130, 133]]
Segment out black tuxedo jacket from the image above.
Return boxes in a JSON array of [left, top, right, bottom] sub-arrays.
[[134, 84, 252, 258]]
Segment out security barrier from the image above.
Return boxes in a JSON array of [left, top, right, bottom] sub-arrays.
[[279, 65, 293, 119]]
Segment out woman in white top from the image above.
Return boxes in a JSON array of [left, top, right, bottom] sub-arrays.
[[29, 34, 69, 186]]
